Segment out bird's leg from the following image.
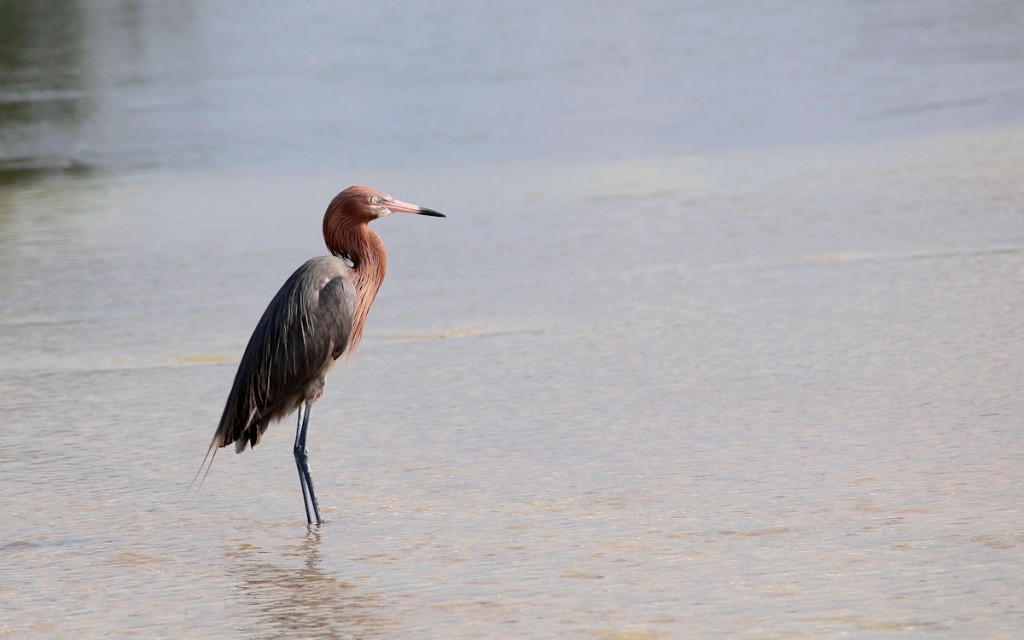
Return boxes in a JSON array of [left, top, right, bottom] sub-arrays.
[[293, 400, 323, 525], [293, 403, 313, 523]]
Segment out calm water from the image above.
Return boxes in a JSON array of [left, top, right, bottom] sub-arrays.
[[2, 1, 1023, 638]]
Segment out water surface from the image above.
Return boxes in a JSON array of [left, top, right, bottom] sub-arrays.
[[1, 1, 1023, 638]]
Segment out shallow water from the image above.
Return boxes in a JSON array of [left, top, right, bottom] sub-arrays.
[[2, 2, 1024, 638]]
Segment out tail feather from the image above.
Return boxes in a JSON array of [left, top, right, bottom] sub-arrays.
[[186, 437, 219, 495], [189, 404, 270, 494]]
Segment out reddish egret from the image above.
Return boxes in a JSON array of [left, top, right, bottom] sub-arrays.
[[202, 186, 445, 525]]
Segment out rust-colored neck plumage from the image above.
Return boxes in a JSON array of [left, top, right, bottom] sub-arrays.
[[323, 206, 387, 351]]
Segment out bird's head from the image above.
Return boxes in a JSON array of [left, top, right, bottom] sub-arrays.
[[328, 185, 445, 223]]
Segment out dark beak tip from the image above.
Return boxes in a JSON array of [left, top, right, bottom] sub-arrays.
[[418, 208, 446, 218]]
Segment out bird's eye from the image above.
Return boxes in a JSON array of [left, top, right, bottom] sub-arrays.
[[369, 196, 381, 205]]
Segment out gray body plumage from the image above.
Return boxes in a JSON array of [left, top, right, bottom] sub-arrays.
[[215, 255, 356, 453]]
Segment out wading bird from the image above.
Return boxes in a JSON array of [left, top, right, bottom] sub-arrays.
[[201, 186, 445, 525]]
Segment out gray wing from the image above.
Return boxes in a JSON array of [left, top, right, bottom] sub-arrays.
[[213, 256, 356, 453]]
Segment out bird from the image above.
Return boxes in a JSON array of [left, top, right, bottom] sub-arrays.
[[200, 186, 445, 525]]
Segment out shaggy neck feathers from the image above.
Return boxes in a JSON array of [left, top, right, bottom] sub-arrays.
[[323, 213, 387, 351]]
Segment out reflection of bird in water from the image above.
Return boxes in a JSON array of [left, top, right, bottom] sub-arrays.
[[200, 186, 445, 524], [228, 529, 392, 638]]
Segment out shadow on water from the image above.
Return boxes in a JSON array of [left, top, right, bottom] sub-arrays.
[[227, 528, 392, 639]]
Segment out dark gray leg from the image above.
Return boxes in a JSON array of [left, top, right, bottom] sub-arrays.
[[293, 401, 322, 525], [293, 403, 312, 523]]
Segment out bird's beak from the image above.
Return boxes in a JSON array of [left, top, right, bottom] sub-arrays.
[[387, 198, 446, 218]]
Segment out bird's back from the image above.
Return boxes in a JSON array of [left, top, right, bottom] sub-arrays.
[[213, 256, 356, 453]]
